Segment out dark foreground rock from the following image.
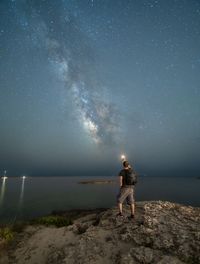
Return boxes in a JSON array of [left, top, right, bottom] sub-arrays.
[[0, 201, 199, 264]]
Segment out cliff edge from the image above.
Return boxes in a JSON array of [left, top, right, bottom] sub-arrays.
[[0, 201, 199, 264]]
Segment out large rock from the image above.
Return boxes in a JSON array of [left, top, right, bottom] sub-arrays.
[[0, 201, 199, 264]]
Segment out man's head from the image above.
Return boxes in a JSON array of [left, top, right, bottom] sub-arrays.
[[123, 160, 129, 168]]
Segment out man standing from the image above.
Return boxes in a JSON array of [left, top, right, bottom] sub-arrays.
[[117, 160, 137, 219]]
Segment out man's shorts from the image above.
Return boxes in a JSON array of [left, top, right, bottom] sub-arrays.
[[117, 186, 135, 205]]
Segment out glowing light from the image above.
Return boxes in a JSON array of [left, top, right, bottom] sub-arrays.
[[121, 154, 126, 161], [22, 176, 26, 179]]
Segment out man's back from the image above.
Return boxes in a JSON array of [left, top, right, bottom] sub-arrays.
[[119, 168, 137, 186]]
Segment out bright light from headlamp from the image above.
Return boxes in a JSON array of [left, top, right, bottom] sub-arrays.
[[121, 154, 126, 161]]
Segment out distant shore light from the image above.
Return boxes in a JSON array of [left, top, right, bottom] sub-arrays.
[[1, 176, 8, 180]]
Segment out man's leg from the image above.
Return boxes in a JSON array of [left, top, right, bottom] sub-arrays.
[[127, 187, 135, 217], [117, 187, 127, 215], [130, 203, 135, 216], [118, 202, 123, 214]]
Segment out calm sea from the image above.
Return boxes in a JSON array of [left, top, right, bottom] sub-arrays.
[[0, 176, 199, 223]]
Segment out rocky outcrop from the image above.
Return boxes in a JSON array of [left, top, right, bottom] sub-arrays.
[[0, 201, 199, 264]]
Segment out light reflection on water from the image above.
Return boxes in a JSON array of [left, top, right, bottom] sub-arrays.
[[0, 176, 199, 223], [19, 177, 25, 208], [0, 177, 7, 206]]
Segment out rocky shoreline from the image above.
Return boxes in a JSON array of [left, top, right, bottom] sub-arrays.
[[0, 201, 200, 264]]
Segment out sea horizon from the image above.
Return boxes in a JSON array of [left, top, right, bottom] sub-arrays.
[[1, 175, 199, 178], [0, 176, 199, 223]]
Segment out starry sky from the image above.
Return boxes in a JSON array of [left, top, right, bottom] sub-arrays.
[[0, 0, 200, 177]]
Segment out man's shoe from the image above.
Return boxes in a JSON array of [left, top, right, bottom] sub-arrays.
[[116, 212, 124, 218], [128, 214, 135, 221]]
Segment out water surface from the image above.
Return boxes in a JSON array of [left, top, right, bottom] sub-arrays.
[[0, 176, 199, 223]]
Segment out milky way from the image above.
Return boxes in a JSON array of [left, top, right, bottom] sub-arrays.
[[17, 1, 120, 145]]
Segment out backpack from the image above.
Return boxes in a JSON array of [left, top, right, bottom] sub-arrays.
[[125, 169, 137, 185]]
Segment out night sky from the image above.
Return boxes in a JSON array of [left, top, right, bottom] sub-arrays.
[[0, 0, 200, 177]]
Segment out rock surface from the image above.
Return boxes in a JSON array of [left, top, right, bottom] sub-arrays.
[[0, 201, 200, 264]]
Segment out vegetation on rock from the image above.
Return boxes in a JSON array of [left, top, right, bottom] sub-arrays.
[[32, 215, 73, 227]]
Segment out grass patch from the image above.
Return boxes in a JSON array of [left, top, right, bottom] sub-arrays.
[[33, 215, 73, 227], [0, 221, 28, 249], [0, 227, 14, 245]]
